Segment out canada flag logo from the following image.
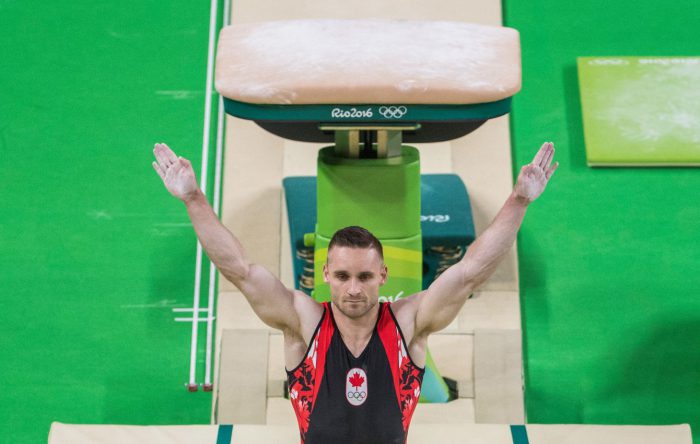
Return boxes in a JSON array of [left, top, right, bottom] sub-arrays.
[[346, 368, 368, 406]]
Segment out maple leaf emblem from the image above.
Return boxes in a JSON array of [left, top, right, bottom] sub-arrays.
[[349, 371, 365, 389], [297, 399, 311, 432]]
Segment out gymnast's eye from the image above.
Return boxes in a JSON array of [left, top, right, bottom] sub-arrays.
[[335, 272, 349, 281]]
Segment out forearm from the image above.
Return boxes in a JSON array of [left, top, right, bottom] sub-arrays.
[[414, 192, 528, 335], [153, 143, 303, 331], [183, 190, 250, 282], [460, 192, 528, 287], [414, 142, 556, 336]]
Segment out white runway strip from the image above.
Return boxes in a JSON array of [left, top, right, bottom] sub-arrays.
[[186, 0, 227, 391], [204, 97, 228, 388], [202, 0, 232, 391]]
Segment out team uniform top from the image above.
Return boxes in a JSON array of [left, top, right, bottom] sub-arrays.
[[287, 302, 425, 444]]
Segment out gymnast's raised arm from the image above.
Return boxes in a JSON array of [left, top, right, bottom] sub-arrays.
[[152, 143, 319, 335], [398, 142, 559, 343]]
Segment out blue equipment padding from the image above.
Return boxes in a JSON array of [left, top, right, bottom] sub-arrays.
[[509, 425, 530, 444], [216, 425, 233, 444], [420, 174, 475, 289], [282, 174, 475, 294]]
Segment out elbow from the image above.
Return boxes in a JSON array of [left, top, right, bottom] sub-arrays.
[[460, 260, 494, 292], [460, 245, 504, 291], [218, 256, 251, 284]]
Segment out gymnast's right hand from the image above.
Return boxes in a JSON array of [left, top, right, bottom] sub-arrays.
[[152, 143, 200, 202]]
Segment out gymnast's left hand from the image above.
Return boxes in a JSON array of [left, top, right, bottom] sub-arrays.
[[513, 141, 559, 204]]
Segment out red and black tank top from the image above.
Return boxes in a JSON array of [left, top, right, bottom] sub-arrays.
[[286, 302, 424, 444]]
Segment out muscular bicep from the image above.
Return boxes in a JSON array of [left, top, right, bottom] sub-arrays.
[[414, 261, 475, 335], [227, 263, 303, 332]]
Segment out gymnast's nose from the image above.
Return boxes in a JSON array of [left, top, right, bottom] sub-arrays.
[[347, 278, 361, 297]]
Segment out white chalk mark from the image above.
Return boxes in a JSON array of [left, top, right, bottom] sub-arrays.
[[156, 90, 199, 100], [122, 299, 178, 309], [87, 210, 113, 220]]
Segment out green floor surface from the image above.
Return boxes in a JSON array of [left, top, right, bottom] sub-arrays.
[[0, 1, 225, 443], [505, 0, 700, 441]]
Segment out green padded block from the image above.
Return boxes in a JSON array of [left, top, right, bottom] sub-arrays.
[[283, 174, 475, 293], [316, 146, 421, 239], [313, 234, 423, 303], [578, 56, 700, 166]]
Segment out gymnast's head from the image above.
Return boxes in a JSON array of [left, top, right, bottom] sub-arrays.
[[328, 226, 383, 260], [323, 226, 388, 318]]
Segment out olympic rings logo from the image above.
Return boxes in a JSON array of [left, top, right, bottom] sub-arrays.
[[379, 106, 408, 119], [347, 391, 367, 399]]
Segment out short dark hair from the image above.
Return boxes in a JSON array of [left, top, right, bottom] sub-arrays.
[[328, 226, 384, 260]]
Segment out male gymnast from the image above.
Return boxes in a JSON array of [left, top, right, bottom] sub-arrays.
[[153, 141, 558, 443]]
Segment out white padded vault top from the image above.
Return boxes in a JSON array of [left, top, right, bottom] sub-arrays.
[[215, 19, 521, 104]]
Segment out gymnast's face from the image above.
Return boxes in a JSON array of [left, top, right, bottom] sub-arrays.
[[323, 246, 387, 319]]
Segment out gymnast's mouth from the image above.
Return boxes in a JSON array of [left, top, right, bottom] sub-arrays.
[[344, 297, 365, 303]]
